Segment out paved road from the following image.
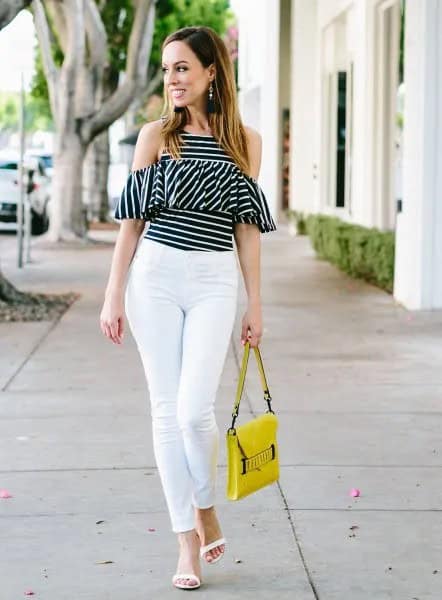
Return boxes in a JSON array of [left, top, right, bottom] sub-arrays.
[[0, 228, 441, 599]]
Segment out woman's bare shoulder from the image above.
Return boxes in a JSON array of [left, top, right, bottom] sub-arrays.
[[243, 125, 262, 179], [243, 125, 262, 144], [131, 119, 164, 170]]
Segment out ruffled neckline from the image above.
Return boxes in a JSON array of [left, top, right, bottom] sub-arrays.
[[117, 151, 277, 233], [129, 156, 260, 186]]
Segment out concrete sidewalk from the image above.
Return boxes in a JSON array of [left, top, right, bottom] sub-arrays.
[[0, 227, 441, 599]]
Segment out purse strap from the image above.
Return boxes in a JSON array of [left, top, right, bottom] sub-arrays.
[[230, 342, 274, 431]]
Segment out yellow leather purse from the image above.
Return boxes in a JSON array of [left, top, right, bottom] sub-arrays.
[[226, 342, 279, 500]]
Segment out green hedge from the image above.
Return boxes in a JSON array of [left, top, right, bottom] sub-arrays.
[[305, 214, 395, 293]]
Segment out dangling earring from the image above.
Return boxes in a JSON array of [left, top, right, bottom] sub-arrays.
[[207, 81, 216, 114]]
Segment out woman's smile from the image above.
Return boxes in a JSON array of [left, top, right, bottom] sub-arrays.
[[171, 89, 186, 99]]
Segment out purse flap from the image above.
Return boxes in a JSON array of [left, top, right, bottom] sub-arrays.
[[234, 412, 278, 459]]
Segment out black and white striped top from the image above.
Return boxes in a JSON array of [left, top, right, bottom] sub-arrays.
[[114, 130, 277, 252]]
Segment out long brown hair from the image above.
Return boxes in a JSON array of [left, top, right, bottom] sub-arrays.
[[160, 26, 250, 174]]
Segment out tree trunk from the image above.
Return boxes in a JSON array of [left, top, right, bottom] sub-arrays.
[[49, 133, 87, 241], [98, 130, 110, 221], [83, 129, 110, 222], [0, 270, 31, 303]]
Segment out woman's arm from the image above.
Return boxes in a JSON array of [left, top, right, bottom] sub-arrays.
[[233, 126, 263, 348], [100, 120, 162, 345]]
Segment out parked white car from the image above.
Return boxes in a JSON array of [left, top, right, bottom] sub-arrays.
[[25, 150, 54, 179], [0, 153, 51, 235]]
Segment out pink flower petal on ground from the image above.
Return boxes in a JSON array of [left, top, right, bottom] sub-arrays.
[[349, 488, 361, 497], [147, 528, 156, 532], [24, 591, 35, 596], [0, 489, 13, 498]]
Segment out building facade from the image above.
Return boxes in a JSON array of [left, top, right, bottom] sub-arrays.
[[233, 0, 442, 310]]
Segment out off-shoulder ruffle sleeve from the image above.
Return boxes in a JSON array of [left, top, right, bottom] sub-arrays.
[[231, 170, 277, 233], [114, 163, 159, 220]]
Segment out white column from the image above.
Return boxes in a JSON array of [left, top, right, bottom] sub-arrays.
[[394, 0, 442, 309], [235, 0, 264, 130], [259, 0, 281, 219], [233, 0, 280, 221], [290, 0, 318, 214]]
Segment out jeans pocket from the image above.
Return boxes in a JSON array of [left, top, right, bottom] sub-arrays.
[[192, 261, 220, 283], [192, 258, 238, 288], [132, 241, 165, 274], [218, 263, 238, 288]]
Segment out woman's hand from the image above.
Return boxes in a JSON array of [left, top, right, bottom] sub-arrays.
[[100, 291, 125, 345], [241, 301, 262, 348]]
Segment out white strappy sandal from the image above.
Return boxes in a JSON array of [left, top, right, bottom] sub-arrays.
[[199, 537, 226, 565], [172, 573, 201, 590]]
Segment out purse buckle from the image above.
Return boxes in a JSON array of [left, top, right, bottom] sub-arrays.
[[241, 443, 276, 475], [264, 390, 274, 414]]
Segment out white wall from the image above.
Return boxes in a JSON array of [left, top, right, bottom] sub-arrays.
[[291, 0, 400, 230]]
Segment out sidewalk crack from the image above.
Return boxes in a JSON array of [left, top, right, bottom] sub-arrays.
[[2, 316, 63, 392]]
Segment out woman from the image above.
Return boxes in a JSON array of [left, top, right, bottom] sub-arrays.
[[100, 26, 276, 590]]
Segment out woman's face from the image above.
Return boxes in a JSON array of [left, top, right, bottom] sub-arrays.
[[162, 40, 214, 110]]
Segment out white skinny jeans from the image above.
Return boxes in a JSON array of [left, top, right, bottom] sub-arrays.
[[125, 238, 238, 532]]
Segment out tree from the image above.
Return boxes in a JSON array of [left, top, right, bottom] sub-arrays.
[[83, 0, 151, 222], [31, 0, 156, 241]]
